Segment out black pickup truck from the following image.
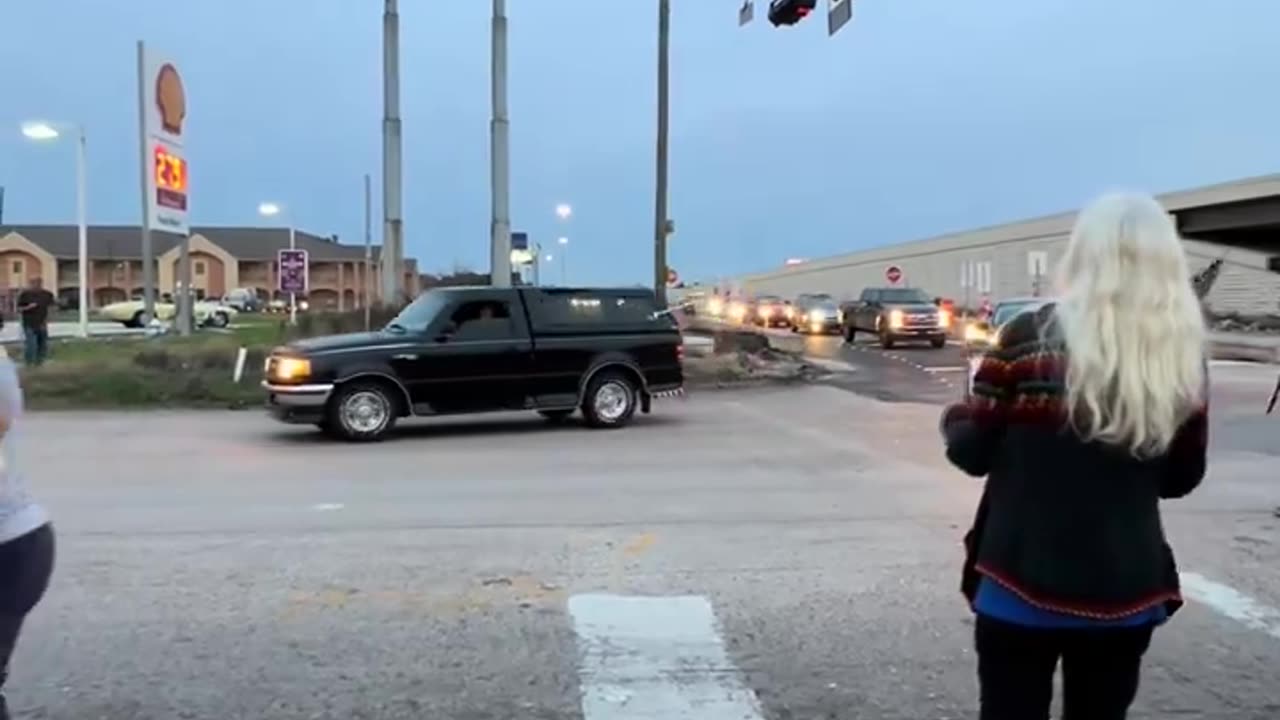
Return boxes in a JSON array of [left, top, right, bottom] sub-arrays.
[[839, 286, 949, 349], [262, 286, 685, 441]]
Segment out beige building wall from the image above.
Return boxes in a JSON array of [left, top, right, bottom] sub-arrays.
[[734, 176, 1280, 316]]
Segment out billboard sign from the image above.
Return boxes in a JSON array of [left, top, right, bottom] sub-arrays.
[[278, 249, 309, 294], [140, 46, 189, 234]]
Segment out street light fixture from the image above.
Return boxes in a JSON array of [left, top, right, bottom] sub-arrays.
[[258, 201, 299, 324], [21, 120, 88, 338]]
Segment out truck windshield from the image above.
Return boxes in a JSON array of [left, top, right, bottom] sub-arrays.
[[879, 288, 931, 304], [385, 291, 450, 333]]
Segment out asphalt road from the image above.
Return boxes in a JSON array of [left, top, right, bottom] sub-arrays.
[[7, 373, 1279, 719]]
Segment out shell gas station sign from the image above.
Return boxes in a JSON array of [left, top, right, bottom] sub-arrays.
[[141, 49, 189, 234]]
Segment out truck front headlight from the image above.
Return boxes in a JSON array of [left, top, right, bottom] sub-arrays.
[[888, 309, 905, 329], [272, 357, 312, 381]]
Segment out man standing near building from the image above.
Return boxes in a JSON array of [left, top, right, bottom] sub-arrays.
[[15, 279, 54, 367]]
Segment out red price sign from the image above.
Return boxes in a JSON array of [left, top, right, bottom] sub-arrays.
[[886, 265, 902, 284], [154, 145, 187, 193]]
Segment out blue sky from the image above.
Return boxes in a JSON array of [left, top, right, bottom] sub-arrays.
[[2, 0, 1277, 285]]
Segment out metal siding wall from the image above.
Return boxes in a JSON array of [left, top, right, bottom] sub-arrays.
[[739, 234, 1276, 315]]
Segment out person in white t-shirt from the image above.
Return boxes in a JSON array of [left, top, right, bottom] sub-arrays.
[[0, 346, 54, 720]]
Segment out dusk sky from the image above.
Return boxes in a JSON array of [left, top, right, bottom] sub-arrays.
[[2, 0, 1277, 285]]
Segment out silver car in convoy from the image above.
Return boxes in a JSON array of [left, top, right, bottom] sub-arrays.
[[790, 293, 842, 334], [964, 297, 1046, 397]]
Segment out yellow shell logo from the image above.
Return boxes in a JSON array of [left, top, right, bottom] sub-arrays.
[[155, 63, 186, 136]]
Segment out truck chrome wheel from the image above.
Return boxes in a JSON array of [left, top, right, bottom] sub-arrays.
[[582, 370, 638, 429], [593, 381, 631, 422], [341, 390, 390, 434]]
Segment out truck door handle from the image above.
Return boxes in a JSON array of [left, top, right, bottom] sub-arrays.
[[392, 353, 418, 360]]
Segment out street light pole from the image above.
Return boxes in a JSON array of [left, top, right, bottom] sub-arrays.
[[653, 0, 671, 307], [75, 125, 88, 338], [489, 0, 512, 288]]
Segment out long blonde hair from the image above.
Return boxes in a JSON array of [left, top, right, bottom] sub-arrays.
[[1052, 191, 1206, 458]]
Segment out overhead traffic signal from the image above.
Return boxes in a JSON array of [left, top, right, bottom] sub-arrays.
[[767, 0, 817, 27]]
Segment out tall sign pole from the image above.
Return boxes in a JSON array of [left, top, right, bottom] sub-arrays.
[[381, 0, 404, 306], [653, 0, 671, 308], [489, 0, 512, 287], [135, 41, 155, 326], [137, 41, 191, 333]]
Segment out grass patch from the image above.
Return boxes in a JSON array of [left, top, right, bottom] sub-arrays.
[[19, 308, 403, 410]]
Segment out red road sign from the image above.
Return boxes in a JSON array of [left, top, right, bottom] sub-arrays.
[[667, 268, 679, 286], [886, 265, 902, 284]]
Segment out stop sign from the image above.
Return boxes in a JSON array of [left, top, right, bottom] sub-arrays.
[[666, 268, 679, 286], [886, 265, 903, 284]]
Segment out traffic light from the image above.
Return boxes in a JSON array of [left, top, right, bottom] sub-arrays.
[[767, 0, 817, 27]]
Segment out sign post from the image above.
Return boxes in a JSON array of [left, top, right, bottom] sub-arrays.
[[137, 42, 190, 332], [885, 265, 903, 285], [278, 249, 309, 321], [828, 0, 854, 36]]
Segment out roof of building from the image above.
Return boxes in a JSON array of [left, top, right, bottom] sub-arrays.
[[0, 224, 391, 261], [741, 173, 1280, 283]]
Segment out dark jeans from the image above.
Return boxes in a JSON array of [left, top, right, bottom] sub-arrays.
[[21, 326, 48, 367], [975, 614, 1154, 720], [0, 524, 56, 720]]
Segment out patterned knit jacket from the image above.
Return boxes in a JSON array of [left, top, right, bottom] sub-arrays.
[[941, 304, 1209, 620]]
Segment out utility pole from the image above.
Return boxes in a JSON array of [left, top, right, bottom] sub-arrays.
[[653, 0, 671, 307], [489, 0, 512, 287], [381, 0, 404, 306]]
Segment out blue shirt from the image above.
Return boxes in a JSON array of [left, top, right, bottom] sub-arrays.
[[975, 578, 1167, 628]]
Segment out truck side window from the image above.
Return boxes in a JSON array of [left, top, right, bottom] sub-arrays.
[[859, 289, 874, 303], [450, 300, 515, 341]]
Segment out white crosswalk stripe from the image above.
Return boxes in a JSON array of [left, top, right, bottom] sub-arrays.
[[570, 594, 767, 720]]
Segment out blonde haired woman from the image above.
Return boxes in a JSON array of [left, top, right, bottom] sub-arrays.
[[941, 192, 1209, 720], [0, 345, 55, 720]]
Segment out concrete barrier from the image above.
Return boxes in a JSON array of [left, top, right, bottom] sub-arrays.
[[1210, 333, 1280, 364]]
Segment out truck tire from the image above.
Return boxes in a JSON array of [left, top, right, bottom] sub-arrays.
[[930, 337, 946, 349], [843, 326, 856, 343], [325, 380, 398, 442], [879, 330, 895, 349], [538, 409, 574, 423], [581, 370, 638, 429], [128, 310, 145, 328]]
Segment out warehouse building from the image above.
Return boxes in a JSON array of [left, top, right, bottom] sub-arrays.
[[734, 174, 1280, 316]]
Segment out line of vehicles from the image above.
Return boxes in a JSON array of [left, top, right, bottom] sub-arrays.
[[690, 286, 953, 349], [95, 288, 310, 329], [687, 286, 1047, 358]]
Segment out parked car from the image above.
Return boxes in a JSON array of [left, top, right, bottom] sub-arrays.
[[221, 288, 264, 313], [790, 294, 842, 334], [261, 286, 686, 441], [98, 298, 238, 328], [839, 287, 949, 349]]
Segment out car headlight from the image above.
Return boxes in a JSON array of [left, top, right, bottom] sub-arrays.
[[938, 310, 951, 328], [707, 297, 724, 315], [760, 306, 774, 317], [964, 323, 988, 343], [298, 301, 310, 311], [888, 309, 905, 329], [784, 307, 795, 319], [271, 356, 312, 381], [809, 309, 824, 322]]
